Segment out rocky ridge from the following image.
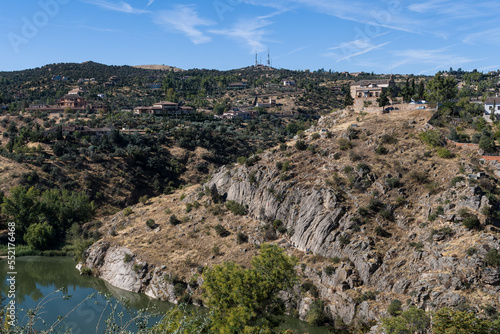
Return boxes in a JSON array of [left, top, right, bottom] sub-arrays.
[[81, 109, 500, 326]]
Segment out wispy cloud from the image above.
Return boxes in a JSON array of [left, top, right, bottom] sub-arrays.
[[78, 24, 122, 33], [464, 27, 500, 45], [147, 0, 155, 6], [392, 47, 478, 74], [153, 5, 214, 44], [325, 38, 389, 62], [210, 18, 273, 53], [83, 0, 149, 14]]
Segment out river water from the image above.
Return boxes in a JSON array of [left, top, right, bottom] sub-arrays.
[[1, 257, 328, 333]]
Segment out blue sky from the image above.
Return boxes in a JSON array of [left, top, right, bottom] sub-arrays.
[[1, 0, 500, 74]]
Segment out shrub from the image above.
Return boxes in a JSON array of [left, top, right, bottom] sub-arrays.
[[212, 245, 221, 255], [349, 150, 362, 161], [277, 226, 287, 234], [375, 145, 389, 155], [409, 171, 427, 183], [279, 143, 287, 151], [375, 226, 391, 237], [275, 161, 283, 170], [214, 224, 230, 237], [338, 234, 350, 246], [466, 247, 477, 256], [358, 290, 378, 303], [381, 134, 397, 144], [139, 195, 149, 205], [437, 148, 454, 159], [388, 299, 402, 316], [409, 242, 424, 252], [273, 219, 283, 229], [306, 300, 326, 326], [295, 140, 307, 150], [484, 249, 499, 267], [146, 219, 156, 229], [368, 198, 384, 212], [380, 207, 394, 221], [311, 133, 320, 140], [24, 222, 55, 251], [386, 177, 401, 189], [123, 207, 134, 216], [338, 138, 352, 150], [225, 200, 247, 215], [301, 282, 319, 297], [343, 166, 354, 174], [124, 253, 133, 263], [169, 214, 181, 226], [324, 265, 335, 276], [80, 267, 93, 276], [463, 216, 480, 230], [174, 282, 187, 297], [236, 232, 248, 244], [419, 130, 444, 147]]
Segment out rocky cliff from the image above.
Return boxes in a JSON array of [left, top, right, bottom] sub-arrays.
[[82, 109, 500, 326]]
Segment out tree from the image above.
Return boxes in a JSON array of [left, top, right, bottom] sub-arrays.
[[401, 78, 412, 103], [344, 92, 354, 107], [382, 306, 430, 334], [426, 74, 457, 103], [418, 80, 425, 100], [433, 308, 489, 334], [202, 244, 297, 333], [479, 131, 496, 153], [24, 222, 55, 250], [377, 88, 390, 109]]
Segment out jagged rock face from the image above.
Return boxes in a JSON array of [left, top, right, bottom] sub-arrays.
[[84, 242, 144, 293], [207, 163, 500, 323]]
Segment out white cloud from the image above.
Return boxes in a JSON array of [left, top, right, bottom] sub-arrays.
[[83, 0, 148, 14], [210, 18, 273, 53], [325, 38, 389, 62], [147, 0, 155, 6], [464, 28, 500, 45], [392, 47, 478, 74], [153, 5, 214, 44]]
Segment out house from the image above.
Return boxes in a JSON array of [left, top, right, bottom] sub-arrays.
[[133, 101, 194, 116], [227, 82, 248, 90], [484, 97, 500, 115], [350, 76, 396, 100], [68, 88, 85, 95], [144, 83, 161, 89], [59, 95, 87, 109], [283, 80, 296, 86], [153, 101, 179, 111]]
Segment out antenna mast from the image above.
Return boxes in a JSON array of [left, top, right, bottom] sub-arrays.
[[267, 48, 270, 67]]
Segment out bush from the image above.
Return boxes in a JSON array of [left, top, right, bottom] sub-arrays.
[[80, 267, 93, 276], [225, 200, 247, 215], [139, 195, 149, 205], [386, 177, 401, 189], [375, 145, 389, 155], [338, 234, 350, 246], [124, 253, 133, 263], [277, 226, 287, 234], [437, 148, 454, 159], [295, 140, 307, 150], [324, 265, 335, 276], [169, 214, 181, 225], [338, 138, 352, 150], [331, 256, 341, 264], [24, 222, 55, 251], [463, 216, 480, 230], [419, 130, 444, 147], [311, 133, 320, 140], [237, 156, 247, 165], [123, 207, 134, 216], [174, 282, 187, 297], [279, 143, 287, 151], [146, 219, 156, 229], [212, 245, 221, 255], [388, 299, 402, 316], [466, 247, 477, 256], [375, 226, 391, 237], [484, 249, 499, 267], [236, 232, 248, 244], [214, 224, 230, 237], [409, 242, 424, 252], [306, 300, 326, 326], [409, 171, 427, 183], [368, 198, 384, 212]]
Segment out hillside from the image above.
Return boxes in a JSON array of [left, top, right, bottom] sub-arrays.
[[81, 108, 500, 329], [133, 65, 184, 72]]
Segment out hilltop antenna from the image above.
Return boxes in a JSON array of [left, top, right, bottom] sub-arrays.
[[267, 48, 270, 67], [255, 52, 258, 67]]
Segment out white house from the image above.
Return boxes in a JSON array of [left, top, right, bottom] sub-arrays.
[[484, 97, 500, 115]]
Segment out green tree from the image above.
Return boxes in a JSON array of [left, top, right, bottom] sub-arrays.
[[202, 243, 297, 333], [426, 74, 457, 103], [344, 92, 354, 107], [2, 186, 41, 236], [24, 222, 55, 251], [433, 308, 489, 334], [479, 131, 496, 153], [382, 306, 430, 334], [377, 88, 390, 109]]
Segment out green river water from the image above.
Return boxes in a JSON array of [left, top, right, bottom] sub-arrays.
[[0, 257, 328, 333]]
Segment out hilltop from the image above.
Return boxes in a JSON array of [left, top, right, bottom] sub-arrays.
[[81, 108, 500, 329], [133, 65, 184, 72]]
